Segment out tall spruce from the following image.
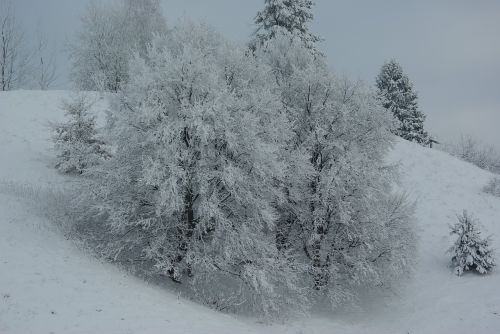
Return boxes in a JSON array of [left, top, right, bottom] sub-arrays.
[[252, 0, 321, 55], [376, 59, 429, 145]]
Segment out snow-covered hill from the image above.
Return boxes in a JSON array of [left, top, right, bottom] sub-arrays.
[[1, 90, 499, 333]]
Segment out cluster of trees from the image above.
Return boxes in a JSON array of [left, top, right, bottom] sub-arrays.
[[55, 0, 417, 318], [0, 0, 57, 90], [2, 0, 431, 148]]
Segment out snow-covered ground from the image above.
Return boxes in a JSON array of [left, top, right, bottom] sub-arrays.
[[1, 90, 499, 333]]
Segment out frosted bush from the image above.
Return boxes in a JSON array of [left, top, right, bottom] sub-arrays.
[[448, 211, 495, 276]]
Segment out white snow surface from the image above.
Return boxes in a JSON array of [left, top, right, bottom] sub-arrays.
[[1, 90, 499, 333]]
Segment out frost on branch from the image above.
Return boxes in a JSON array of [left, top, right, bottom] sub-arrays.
[[69, 0, 167, 92], [448, 211, 495, 276], [83, 22, 307, 318], [66, 12, 417, 317], [255, 35, 416, 308]]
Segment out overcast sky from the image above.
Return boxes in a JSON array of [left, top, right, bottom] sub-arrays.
[[9, 0, 500, 147]]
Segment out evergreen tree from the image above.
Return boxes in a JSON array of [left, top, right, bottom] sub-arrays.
[[376, 59, 429, 145], [449, 211, 495, 276], [52, 96, 108, 174], [252, 0, 321, 55]]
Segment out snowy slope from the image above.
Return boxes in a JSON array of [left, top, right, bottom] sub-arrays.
[[381, 140, 500, 333], [1, 90, 500, 333]]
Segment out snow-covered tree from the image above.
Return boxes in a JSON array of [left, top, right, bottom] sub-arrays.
[[83, 22, 307, 317], [252, 0, 321, 55], [122, 0, 167, 58], [52, 95, 108, 174], [449, 211, 495, 276], [69, 0, 167, 92], [256, 35, 416, 306], [69, 2, 128, 92], [376, 59, 429, 145]]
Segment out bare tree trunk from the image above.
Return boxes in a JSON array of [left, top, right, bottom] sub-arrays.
[[0, 0, 29, 91], [34, 27, 57, 90]]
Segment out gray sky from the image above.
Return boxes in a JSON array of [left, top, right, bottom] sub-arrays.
[[10, 0, 500, 147]]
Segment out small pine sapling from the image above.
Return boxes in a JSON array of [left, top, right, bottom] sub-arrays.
[[52, 96, 109, 174], [448, 211, 495, 276]]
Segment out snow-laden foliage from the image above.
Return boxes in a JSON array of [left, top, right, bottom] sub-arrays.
[[255, 35, 416, 307], [252, 0, 321, 55], [376, 60, 429, 146], [52, 96, 108, 174], [83, 22, 308, 318], [63, 3, 416, 316], [448, 211, 495, 276], [69, 0, 167, 92], [484, 178, 500, 197]]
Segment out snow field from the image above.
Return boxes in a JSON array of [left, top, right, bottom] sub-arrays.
[[1, 90, 499, 333]]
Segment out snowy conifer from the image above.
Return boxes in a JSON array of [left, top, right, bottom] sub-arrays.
[[252, 0, 321, 55], [376, 59, 429, 145], [52, 96, 108, 174], [84, 22, 307, 317], [449, 211, 495, 276]]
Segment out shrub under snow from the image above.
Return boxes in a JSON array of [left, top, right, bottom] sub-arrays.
[[448, 211, 495, 276]]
